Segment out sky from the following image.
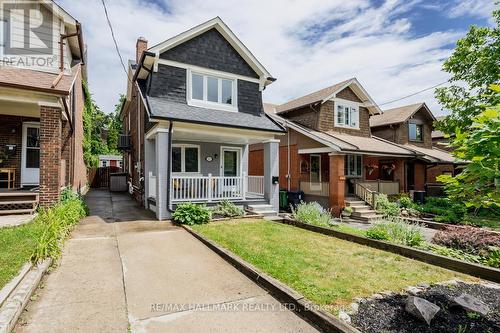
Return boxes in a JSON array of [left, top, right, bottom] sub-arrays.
[[57, 0, 497, 115]]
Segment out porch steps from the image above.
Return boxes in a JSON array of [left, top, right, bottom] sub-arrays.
[[0, 192, 38, 215], [246, 204, 278, 218], [344, 197, 383, 223]]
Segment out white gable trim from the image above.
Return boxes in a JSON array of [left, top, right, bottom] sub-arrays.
[[322, 78, 381, 115], [148, 17, 273, 84]]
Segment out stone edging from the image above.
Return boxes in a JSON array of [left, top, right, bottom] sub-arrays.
[[0, 263, 32, 309], [279, 218, 500, 283], [182, 225, 361, 333], [0, 259, 51, 333]]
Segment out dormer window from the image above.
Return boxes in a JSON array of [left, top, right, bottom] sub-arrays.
[[334, 100, 359, 129], [409, 123, 423, 141], [187, 69, 237, 112]]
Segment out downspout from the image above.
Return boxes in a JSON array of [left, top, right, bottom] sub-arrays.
[[287, 126, 291, 191], [166, 122, 174, 212]]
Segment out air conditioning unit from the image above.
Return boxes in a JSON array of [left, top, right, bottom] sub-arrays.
[[117, 134, 131, 150]]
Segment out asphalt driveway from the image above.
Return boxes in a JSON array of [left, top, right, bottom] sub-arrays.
[[16, 189, 318, 333]]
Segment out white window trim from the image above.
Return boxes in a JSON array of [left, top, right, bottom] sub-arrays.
[[172, 144, 201, 174], [186, 68, 238, 112], [333, 98, 360, 130], [310, 154, 322, 190], [345, 154, 363, 178], [220, 146, 242, 177]]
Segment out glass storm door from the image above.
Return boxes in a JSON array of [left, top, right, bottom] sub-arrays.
[[310, 154, 321, 190], [21, 123, 40, 186], [222, 148, 239, 177]]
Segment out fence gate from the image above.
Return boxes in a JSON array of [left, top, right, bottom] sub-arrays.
[[89, 166, 120, 188]]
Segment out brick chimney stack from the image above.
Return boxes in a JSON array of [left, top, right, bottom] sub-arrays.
[[136, 37, 148, 63]]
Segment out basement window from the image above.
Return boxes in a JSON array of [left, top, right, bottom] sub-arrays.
[[188, 70, 237, 112]]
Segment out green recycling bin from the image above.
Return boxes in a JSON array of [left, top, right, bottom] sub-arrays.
[[279, 190, 288, 210]]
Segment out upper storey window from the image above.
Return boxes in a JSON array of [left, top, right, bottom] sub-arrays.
[[188, 69, 237, 112], [335, 100, 359, 129], [409, 123, 423, 141]]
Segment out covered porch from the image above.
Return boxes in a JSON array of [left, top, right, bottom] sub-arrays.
[[144, 121, 280, 220], [0, 86, 70, 212]]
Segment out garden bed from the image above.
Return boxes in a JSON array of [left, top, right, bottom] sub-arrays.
[[192, 219, 475, 314], [351, 282, 500, 333]]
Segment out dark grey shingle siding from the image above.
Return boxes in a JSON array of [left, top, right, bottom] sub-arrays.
[[149, 65, 186, 102], [238, 80, 262, 116], [160, 29, 259, 79]]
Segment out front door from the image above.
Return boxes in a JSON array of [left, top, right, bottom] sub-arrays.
[[406, 162, 415, 191], [310, 154, 321, 190], [21, 122, 40, 186], [221, 147, 240, 176]]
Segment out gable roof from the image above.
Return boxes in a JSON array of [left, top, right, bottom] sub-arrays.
[[370, 102, 436, 127], [275, 78, 381, 115], [149, 17, 274, 85]]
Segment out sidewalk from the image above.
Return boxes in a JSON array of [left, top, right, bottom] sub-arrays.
[[16, 189, 318, 333]]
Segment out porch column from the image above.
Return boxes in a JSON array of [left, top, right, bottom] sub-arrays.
[[263, 139, 279, 212], [155, 131, 170, 220], [329, 153, 345, 216], [144, 138, 155, 209], [39, 106, 62, 206]]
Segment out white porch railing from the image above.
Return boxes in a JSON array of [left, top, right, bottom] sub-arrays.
[[300, 181, 330, 197], [355, 182, 378, 207], [247, 176, 264, 196], [171, 174, 247, 202], [356, 180, 399, 195]]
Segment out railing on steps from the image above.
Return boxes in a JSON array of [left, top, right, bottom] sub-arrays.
[[354, 182, 378, 208], [247, 176, 264, 196]]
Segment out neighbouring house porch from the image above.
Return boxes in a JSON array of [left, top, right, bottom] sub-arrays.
[[144, 122, 280, 220]]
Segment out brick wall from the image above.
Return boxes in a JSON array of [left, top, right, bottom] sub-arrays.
[[249, 149, 263, 176], [39, 106, 62, 206], [61, 120, 71, 187], [427, 164, 454, 183], [71, 69, 88, 191]]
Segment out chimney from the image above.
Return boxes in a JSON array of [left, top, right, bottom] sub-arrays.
[[136, 37, 148, 63]]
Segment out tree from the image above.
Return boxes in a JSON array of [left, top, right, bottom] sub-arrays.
[[437, 85, 500, 210], [106, 95, 124, 154], [435, 9, 500, 134]]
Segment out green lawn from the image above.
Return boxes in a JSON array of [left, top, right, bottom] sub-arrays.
[[193, 219, 475, 313], [0, 222, 42, 289]]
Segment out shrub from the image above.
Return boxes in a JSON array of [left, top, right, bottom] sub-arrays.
[[420, 197, 467, 223], [291, 202, 332, 226], [398, 195, 413, 209], [31, 194, 87, 263], [366, 219, 425, 247], [375, 194, 400, 217], [213, 200, 245, 218], [432, 226, 500, 256], [172, 202, 212, 225]]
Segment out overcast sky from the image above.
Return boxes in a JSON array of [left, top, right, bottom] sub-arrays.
[[57, 0, 496, 115]]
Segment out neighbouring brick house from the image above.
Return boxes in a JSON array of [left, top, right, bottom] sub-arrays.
[[370, 103, 458, 194], [0, 1, 87, 212], [249, 81, 459, 218], [120, 17, 285, 220]]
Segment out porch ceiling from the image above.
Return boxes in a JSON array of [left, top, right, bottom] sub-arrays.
[[0, 100, 40, 118]]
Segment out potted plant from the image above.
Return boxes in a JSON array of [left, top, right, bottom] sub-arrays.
[[382, 163, 396, 175], [342, 206, 353, 219], [0, 150, 8, 166]]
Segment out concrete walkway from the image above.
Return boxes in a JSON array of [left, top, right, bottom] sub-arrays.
[[16, 189, 318, 333], [0, 214, 36, 229]]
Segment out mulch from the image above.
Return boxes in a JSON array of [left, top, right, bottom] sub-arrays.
[[351, 282, 500, 333]]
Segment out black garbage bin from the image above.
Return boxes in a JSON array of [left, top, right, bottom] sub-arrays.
[[287, 190, 304, 209], [413, 191, 426, 204]]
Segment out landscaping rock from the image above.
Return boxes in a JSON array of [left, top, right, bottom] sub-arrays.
[[453, 293, 490, 316], [405, 286, 423, 295], [338, 310, 351, 324], [405, 296, 440, 325]]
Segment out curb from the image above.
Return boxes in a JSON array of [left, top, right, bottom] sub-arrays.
[[0, 259, 51, 333], [279, 218, 500, 283], [182, 225, 360, 333], [0, 263, 32, 309]]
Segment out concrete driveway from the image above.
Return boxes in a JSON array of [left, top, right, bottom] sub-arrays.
[[16, 189, 318, 333]]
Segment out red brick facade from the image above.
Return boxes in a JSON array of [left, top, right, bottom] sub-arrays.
[[39, 106, 62, 205]]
